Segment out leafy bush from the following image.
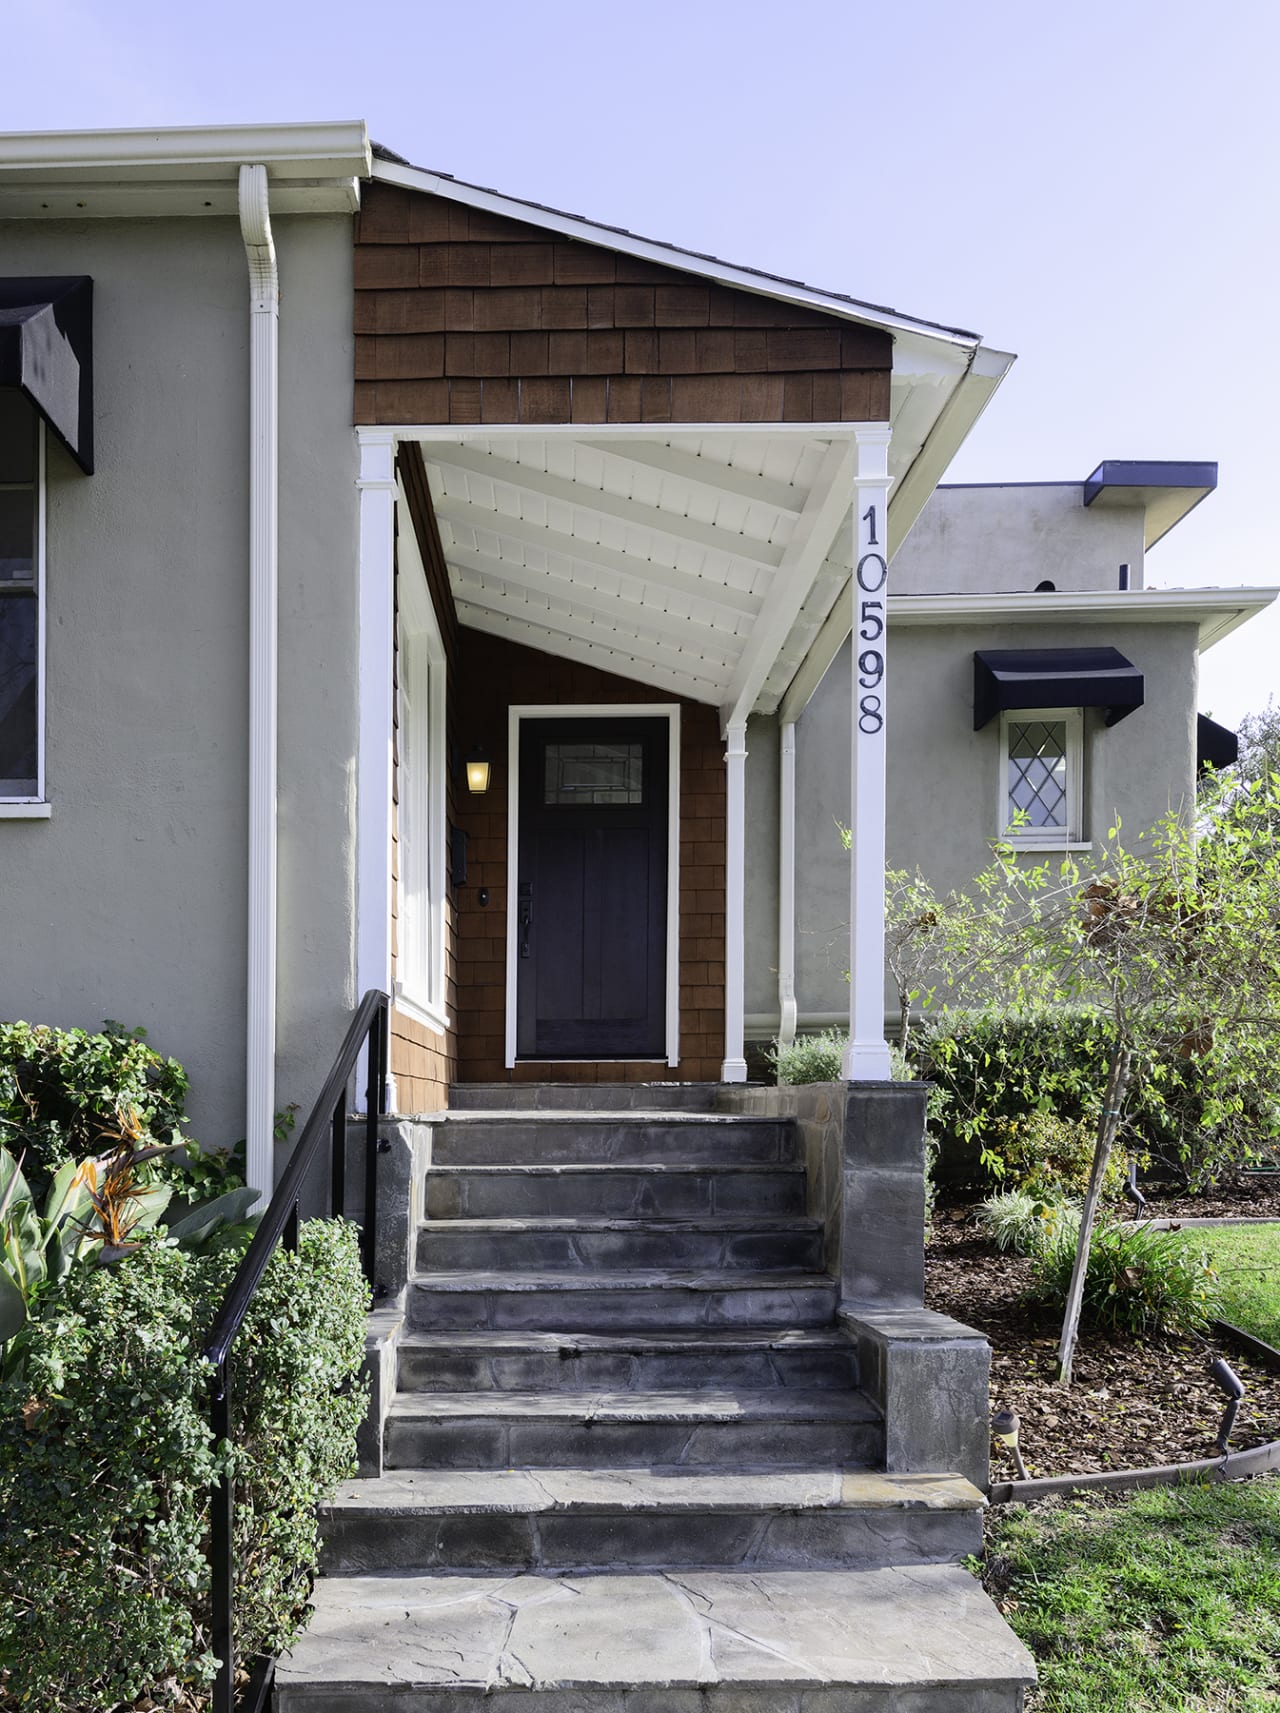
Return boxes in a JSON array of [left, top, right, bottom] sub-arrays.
[[983, 1108, 1126, 1202], [0, 1021, 239, 1204], [768, 1027, 848, 1086], [1031, 1220, 1222, 1338], [0, 1221, 368, 1709], [978, 1188, 1080, 1257], [916, 1006, 1280, 1191]]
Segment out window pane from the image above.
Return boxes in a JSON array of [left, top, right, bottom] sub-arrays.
[[0, 592, 37, 793], [544, 742, 643, 805], [1008, 719, 1067, 829], [0, 393, 36, 485], [0, 490, 35, 581]]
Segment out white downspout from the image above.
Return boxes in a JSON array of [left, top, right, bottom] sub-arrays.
[[239, 163, 279, 1198], [777, 720, 798, 1048], [721, 720, 749, 1083]]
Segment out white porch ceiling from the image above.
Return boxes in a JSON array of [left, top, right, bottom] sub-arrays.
[[417, 369, 947, 727]]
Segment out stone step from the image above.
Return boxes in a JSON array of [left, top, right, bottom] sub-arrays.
[[448, 1081, 726, 1111], [396, 1329, 860, 1394], [382, 1388, 882, 1471], [431, 1111, 798, 1167], [416, 1216, 824, 1274], [276, 1566, 1037, 1712], [320, 1468, 983, 1575], [406, 1270, 839, 1332], [425, 1161, 807, 1220]]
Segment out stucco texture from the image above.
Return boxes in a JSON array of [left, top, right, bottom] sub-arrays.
[[745, 617, 1200, 1028], [0, 213, 359, 1151]]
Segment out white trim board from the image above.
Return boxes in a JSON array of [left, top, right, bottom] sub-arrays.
[[504, 704, 681, 1070], [888, 587, 1279, 651]]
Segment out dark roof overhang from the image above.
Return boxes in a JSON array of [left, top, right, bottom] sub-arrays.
[[1083, 459, 1216, 549], [974, 646, 1145, 731], [0, 276, 92, 473], [1196, 713, 1239, 775]]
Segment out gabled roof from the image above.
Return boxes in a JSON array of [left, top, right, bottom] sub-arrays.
[[370, 144, 983, 348]]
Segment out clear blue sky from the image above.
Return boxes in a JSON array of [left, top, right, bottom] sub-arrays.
[[13, 0, 1279, 725]]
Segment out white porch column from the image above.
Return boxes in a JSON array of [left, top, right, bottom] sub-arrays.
[[841, 425, 893, 1082], [777, 719, 798, 1049], [356, 430, 398, 1048], [722, 719, 748, 1082], [239, 165, 278, 1199]]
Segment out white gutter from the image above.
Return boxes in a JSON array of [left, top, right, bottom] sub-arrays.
[[888, 586, 1280, 650], [777, 721, 798, 1049], [239, 164, 279, 1200]]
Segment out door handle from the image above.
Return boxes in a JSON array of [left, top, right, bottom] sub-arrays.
[[518, 882, 533, 958]]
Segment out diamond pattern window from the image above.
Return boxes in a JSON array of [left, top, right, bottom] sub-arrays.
[[0, 393, 40, 801], [1000, 708, 1083, 845]]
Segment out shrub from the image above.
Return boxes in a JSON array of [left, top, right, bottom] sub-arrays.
[[0, 1221, 368, 1709], [1031, 1219, 1223, 1338], [769, 1027, 848, 1085], [0, 1021, 239, 1204], [978, 1188, 1080, 1257], [916, 1006, 1280, 1191], [983, 1108, 1127, 1202]]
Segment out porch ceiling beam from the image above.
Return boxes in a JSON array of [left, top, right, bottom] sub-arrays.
[[720, 438, 857, 732], [455, 600, 722, 704], [433, 496, 761, 620], [427, 443, 787, 569], [576, 438, 806, 515], [447, 546, 744, 666], [453, 576, 738, 683]]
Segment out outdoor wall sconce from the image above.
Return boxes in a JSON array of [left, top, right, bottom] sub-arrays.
[[464, 745, 491, 795]]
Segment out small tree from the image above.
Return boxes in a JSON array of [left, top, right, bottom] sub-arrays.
[[946, 784, 1280, 1384]]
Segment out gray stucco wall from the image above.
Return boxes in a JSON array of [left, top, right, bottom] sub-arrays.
[[0, 213, 358, 1153], [892, 483, 1147, 596], [745, 619, 1200, 1031]]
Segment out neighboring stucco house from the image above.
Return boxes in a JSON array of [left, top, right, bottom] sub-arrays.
[[746, 470, 1273, 1047], [0, 121, 1271, 1182]]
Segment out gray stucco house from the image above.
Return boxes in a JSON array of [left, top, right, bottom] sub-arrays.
[[1, 119, 1272, 1710]]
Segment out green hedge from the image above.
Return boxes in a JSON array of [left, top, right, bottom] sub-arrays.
[[916, 1008, 1280, 1191], [0, 1021, 237, 1204], [0, 1221, 368, 1710]]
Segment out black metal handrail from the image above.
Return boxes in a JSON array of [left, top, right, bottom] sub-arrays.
[[204, 989, 390, 1713]]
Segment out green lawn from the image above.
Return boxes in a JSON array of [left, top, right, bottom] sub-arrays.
[[979, 1480, 1280, 1711], [1191, 1223, 1280, 1346]]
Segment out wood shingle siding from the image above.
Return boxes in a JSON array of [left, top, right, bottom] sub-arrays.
[[355, 182, 892, 427]]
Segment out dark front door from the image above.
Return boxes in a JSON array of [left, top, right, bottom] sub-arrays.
[[516, 717, 668, 1059]]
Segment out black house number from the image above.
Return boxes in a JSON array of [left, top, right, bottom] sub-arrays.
[[856, 503, 885, 734]]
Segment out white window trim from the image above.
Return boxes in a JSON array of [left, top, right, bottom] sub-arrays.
[[998, 706, 1083, 848], [394, 476, 449, 1035], [505, 703, 681, 1070], [1, 418, 47, 815]]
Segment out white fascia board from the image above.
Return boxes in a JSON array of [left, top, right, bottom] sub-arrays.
[[0, 121, 371, 180], [775, 346, 1017, 724], [888, 587, 1280, 650], [372, 158, 985, 351], [0, 121, 369, 217]]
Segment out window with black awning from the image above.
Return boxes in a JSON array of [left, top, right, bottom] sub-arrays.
[[973, 646, 1144, 731]]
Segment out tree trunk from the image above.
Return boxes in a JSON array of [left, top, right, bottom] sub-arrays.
[[1055, 1044, 1133, 1386]]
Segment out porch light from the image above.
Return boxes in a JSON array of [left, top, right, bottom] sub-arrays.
[[465, 746, 491, 795]]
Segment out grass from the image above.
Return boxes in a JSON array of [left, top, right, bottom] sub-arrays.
[[979, 1479, 1280, 1711], [1191, 1222, 1280, 1347]]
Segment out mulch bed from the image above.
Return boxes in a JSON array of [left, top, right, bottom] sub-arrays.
[[926, 1182, 1280, 1481]]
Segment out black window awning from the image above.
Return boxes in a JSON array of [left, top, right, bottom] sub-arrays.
[[973, 646, 1144, 731], [0, 276, 93, 473], [1197, 713, 1238, 775]]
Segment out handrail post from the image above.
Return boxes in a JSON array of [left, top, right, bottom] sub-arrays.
[[362, 996, 387, 1290], [210, 1356, 235, 1713], [331, 1095, 346, 1221]]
